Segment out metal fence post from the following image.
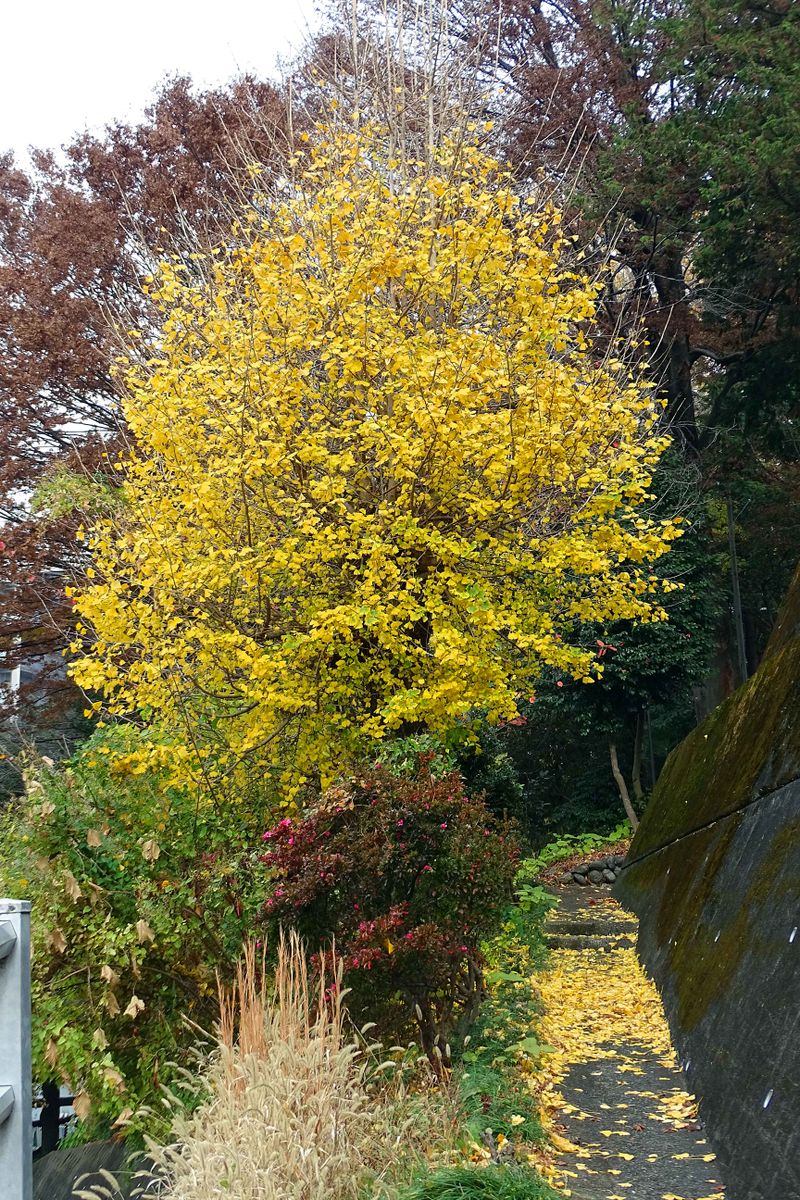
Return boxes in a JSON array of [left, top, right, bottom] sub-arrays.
[[0, 899, 32, 1200]]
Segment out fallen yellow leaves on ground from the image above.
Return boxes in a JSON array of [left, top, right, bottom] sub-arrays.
[[536, 940, 675, 1108], [522, 900, 723, 1197]]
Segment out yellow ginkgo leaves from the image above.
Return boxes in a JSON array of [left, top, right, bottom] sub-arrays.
[[70, 127, 680, 792]]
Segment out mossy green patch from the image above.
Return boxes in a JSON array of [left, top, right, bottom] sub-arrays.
[[764, 561, 800, 659], [622, 806, 800, 1031], [629, 636, 800, 857]]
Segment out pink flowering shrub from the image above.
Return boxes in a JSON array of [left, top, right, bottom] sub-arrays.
[[260, 760, 520, 1067]]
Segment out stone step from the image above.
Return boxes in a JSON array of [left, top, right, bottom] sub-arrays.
[[545, 932, 636, 951], [545, 917, 638, 937]]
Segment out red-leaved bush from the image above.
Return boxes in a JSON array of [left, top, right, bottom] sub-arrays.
[[260, 760, 520, 1067]]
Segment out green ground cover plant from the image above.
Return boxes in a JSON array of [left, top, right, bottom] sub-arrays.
[[519, 823, 631, 881], [397, 1166, 558, 1199], [457, 905, 553, 1149]]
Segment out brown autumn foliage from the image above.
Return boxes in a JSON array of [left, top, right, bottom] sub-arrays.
[[444, 0, 703, 445], [0, 76, 288, 729], [447, 0, 793, 451]]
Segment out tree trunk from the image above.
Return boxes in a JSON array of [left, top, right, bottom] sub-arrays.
[[609, 740, 640, 831], [632, 711, 645, 804], [651, 249, 699, 451]]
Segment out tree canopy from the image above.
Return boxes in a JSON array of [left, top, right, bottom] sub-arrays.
[[69, 129, 680, 792]]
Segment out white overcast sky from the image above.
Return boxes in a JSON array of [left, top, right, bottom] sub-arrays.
[[1, 0, 319, 158]]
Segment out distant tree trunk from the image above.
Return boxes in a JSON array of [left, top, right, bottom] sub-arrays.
[[635, 228, 699, 451], [632, 711, 645, 804], [609, 740, 640, 831]]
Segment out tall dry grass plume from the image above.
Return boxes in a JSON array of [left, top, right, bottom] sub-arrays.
[[141, 933, 458, 1199]]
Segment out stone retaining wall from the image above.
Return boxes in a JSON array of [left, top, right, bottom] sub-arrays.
[[616, 562, 800, 1200]]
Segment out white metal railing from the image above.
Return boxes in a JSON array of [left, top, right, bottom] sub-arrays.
[[0, 899, 32, 1200]]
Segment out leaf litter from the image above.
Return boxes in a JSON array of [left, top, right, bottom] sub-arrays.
[[523, 897, 726, 1200]]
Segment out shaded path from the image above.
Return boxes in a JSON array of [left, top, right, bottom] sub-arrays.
[[532, 888, 726, 1200]]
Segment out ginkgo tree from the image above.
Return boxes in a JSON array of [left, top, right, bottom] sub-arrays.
[[69, 126, 681, 795]]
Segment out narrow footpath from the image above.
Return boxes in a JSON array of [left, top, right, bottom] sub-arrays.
[[529, 887, 726, 1200]]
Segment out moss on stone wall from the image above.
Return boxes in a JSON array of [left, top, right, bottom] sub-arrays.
[[630, 625, 800, 857], [616, 560, 800, 1199], [763, 561, 800, 660]]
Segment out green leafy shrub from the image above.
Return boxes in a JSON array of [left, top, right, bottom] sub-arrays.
[[458, 908, 552, 1146], [455, 724, 526, 826], [376, 720, 537, 837], [517, 822, 631, 882], [397, 1166, 557, 1199], [260, 760, 520, 1066], [379, 732, 459, 778], [379, 727, 527, 831], [0, 728, 271, 1136]]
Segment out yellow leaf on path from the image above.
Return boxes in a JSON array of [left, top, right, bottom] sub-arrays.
[[534, 914, 716, 1195]]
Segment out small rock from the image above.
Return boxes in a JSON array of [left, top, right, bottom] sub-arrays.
[[573, 872, 589, 885], [602, 868, 616, 884], [587, 869, 604, 884], [559, 872, 573, 886]]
